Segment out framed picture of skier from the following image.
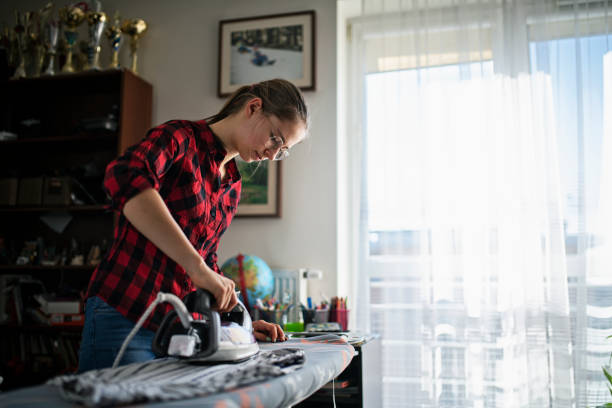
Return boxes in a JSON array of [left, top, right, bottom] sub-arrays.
[[218, 10, 316, 97]]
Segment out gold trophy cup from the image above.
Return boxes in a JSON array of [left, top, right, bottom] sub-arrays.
[[24, 11, 44, 77], [12, 11, 26, 79], [59, 5, 85, 73], [85, 10, 107, 70], [41, 2, 59, 76], [121, 18, 147, 74], [105, 11, 122, 69]]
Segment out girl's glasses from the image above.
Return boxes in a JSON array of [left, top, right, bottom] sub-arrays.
[[267, 134, 289, 161]]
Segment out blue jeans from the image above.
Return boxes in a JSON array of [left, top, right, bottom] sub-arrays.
[[78, 296, 156, 373]]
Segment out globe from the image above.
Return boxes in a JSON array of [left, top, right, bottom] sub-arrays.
[[220, 254, 274, 308]]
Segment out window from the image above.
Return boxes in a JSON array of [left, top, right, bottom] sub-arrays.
[[363, 33, 612, 407]]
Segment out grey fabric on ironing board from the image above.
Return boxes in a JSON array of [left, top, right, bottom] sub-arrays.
[[0, 335, 355, 408], [49, 348, 305, 407]]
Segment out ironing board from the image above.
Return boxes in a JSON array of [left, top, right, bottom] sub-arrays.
[[0, 336, 355, 408]]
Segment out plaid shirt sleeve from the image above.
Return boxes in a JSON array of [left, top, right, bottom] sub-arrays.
[[103, 123, 189, 212]]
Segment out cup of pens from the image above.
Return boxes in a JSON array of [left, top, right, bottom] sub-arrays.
[[314, 308, 330, 323], [253, 297, 295, 328], [302, 307, 316, 324], [302, 296, 329, 324], [329, 296, 349, 331]]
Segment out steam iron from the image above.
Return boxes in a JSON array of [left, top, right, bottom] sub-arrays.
[[152, 289, 259, 363]]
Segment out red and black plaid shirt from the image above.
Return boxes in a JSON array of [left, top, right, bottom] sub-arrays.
[[86, 119, 241, 331]]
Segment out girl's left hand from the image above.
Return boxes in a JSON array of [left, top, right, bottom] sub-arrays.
[[253, 320, 287, 342]]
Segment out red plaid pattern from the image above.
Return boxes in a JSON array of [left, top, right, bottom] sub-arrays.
[[86, 119, 241, 330]]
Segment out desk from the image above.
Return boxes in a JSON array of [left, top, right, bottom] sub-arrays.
[[0, 335, 354, 408], [296, 333, 381, 408]]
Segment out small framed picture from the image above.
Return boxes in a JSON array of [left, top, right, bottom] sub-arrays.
[[235, 160, 281, 217], [218, 10, 316, 97]]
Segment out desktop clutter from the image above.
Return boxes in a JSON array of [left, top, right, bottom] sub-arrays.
[[254, 295, 349, 333], [220, 253, 350, 334]]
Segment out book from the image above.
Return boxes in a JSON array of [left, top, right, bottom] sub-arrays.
[[11, 285, 24, 325], [0, 275, 30, 324], [34, 294, 81, 314]]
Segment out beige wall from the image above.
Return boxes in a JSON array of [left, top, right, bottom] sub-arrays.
[[1, 0, 338, 301]]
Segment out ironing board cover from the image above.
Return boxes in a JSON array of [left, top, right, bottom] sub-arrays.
[[0, 335, 354, 408]]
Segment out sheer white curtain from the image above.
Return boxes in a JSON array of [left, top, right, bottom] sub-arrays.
[[342, 0, 612, 407]]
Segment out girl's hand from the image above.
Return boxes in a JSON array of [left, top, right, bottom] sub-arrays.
[[189, 261, 237, 312], [253, 320, 287, 342]]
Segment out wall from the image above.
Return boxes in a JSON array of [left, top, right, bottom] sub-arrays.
[[0, 0, 338, 301]]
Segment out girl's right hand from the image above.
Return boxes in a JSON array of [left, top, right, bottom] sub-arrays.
[[189, 260, 238, 312]]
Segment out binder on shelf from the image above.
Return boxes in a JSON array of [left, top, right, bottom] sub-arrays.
[[0, 178, 18, 206], [0, 275, 29, 324], [17, 177, 44, 206], [9, 285, 24, 324]]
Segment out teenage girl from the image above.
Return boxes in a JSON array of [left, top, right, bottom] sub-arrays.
[[78, 79, 308, 371]]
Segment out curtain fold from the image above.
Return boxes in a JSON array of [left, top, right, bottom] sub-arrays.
[[345, 0, 612, 407]]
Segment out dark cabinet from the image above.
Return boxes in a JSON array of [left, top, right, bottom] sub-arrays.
[[0, 69, 152, 391], [297, 334, 382, 408]]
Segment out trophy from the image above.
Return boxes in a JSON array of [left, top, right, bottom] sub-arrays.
[[85, 1, 106, 70], [23, 11, 45, 77], [0, 27, 10, 71], [42, 5, 59, 75], [59, 4, 85, 73], [121, 18, 147, 74], [105, 11, 121, 69], [26, 3, 55, 77], [5, 27, 21, 78], [11, 11, 26, 79]]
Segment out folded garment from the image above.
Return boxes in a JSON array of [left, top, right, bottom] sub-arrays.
[[48, 348, 305, 407]]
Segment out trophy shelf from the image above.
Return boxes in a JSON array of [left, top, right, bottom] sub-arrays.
[[2, 68, 151, 155]]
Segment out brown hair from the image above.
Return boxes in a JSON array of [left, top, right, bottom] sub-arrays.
[[207, 79, 309, 130]]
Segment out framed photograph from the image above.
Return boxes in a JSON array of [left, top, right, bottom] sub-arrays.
[[235, 160, 281, 217], [218, 10, 316, 97]]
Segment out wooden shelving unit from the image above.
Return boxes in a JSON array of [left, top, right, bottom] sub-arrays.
[[0, 68, 152, 390]]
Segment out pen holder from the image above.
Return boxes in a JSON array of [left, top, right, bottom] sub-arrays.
[[314, 308, 330, 323], [302, 308, 316, 324], [330, 308, 349, 331]]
